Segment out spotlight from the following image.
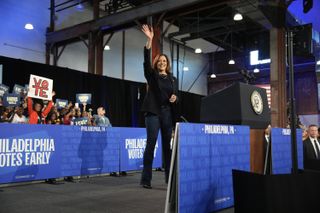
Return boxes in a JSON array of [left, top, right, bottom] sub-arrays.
[[183, 67, 189, 71], [210, 74, 216, 78], [195, 48, 202, 54], [24, 23, 34, 30], [233, 13, 243, 21], [316, 60, 320, 65], [104, 45, 110, 50], [228, 59, 235, 65], [253, 68, 260, 73]]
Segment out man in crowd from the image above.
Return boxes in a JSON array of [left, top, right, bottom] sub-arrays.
[[93, 107, 112, 127], [303, 124, 320, 168]]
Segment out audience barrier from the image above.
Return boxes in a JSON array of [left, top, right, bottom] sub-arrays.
[[0, 124, 162, 184]]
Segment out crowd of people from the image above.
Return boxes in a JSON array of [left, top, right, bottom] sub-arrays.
[[0, 92, 112, 127]]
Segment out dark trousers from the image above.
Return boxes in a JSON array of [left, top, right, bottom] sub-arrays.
[[141, 106, 173, 185]]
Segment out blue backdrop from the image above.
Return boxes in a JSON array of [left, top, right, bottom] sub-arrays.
[[177, 123, 250, 213], [271, 128, 303, 174], [0, 124, 161, 184]]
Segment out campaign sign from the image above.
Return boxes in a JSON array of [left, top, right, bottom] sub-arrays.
[[177, 123, 250, 213], [27, 74, 53, 101], [55, 99, 68, 109], [271, 128, 303, 174], [2, 94, 20, 107], [76, 93, 92, 105], [0, 84, 9, 97], [113, 127, 162, 171], [73, 117, 89, 126], [12, 84, 25, 95]]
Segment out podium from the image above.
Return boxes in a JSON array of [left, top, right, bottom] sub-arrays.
[[200, 82, 270, 129]]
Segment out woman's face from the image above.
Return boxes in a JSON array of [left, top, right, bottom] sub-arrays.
[[34, 103, 42, 112], [51, 113, 57, 120], [157, 55, 167, 72]]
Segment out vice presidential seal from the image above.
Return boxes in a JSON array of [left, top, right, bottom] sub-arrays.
[[251, 90, 263, 114]]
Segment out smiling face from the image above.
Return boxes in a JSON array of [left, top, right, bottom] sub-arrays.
[[153, 54, 171, 74], [156, 55, 167, 72]]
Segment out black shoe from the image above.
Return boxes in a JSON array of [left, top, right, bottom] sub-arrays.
[[155, 167, 163, 171], [120, 171, 127, 176], [142, 184, 152, 189], [45, 178, 57, 184], [64, 176, 74, 182], [110, 172, 117, 177]]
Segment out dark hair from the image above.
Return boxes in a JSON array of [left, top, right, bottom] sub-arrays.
[[152, 54, 171, 74], [308, 124, 318, 128]]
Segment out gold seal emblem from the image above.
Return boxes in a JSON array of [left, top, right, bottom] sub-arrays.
[[251, 90, 263, 114]]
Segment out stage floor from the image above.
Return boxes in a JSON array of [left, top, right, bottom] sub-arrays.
[[0, 171, 234, 213]]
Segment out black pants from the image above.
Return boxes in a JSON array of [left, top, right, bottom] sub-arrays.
[[140, 106, 173, 185]]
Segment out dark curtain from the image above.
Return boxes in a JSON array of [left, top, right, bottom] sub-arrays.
[[0, 56, 202, 127]]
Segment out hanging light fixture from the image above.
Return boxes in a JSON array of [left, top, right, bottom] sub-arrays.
[[24, 23, 34, 30], [195, 11, 202, 54], [253, 68, 260, 73], [233, 13, 243, 21], [228, 30, 235, 65], [210, 73, 216, 78]]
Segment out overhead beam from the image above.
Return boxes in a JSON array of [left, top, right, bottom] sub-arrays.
[[181, 25, 249, 42], [46, 0, 208, 44], [168, 20, 235, 38]]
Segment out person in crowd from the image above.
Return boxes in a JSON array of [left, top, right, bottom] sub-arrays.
[[93, 107, 112, 127], [27, 92, 54, 124], [263, 125, 272, 175], [46, 110, 60, 125], [63, 108, 76, 125], [0, 107, 14, 123], [28, 92, 56, 184], [11, 106, 28, 124], [301, 125, 308, 141], [140, 24, 178, 189], [303, 124, 320, 164]]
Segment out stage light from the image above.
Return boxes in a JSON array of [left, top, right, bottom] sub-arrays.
[[104, 45, 110, 50], [183, 66, 189, 71], [210, 74, 216, 78], [316, 60, 320, 65], [24, 23, 34, 30], [233, 13, 243, 21], [228, 59, 235, 65], [195, 48, 202, 54]]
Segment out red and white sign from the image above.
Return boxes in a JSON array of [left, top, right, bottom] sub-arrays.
[[27, 74, 53, 101]]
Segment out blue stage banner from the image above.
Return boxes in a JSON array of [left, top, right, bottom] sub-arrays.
[[61, 126, 119, 177], [0, 124, 62, 183], [0, 124, 120, 184], [112, 127, 162, 171], [178, 123, 250, 213], [271, 128, 303, 174]]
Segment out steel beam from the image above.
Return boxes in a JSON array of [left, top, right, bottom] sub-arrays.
[[46, 0, 208, 44]]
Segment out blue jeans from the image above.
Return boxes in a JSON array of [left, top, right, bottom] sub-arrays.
[[141, 106, 173, 185]]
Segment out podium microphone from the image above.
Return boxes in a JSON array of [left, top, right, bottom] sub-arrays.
[[180, 116, 188, 123]]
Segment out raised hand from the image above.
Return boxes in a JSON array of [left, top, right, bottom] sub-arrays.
[[141, 24, 154, 40]]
